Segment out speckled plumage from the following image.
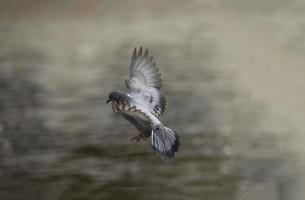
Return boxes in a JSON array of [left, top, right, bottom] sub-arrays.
[[107, 47, 180, 159]]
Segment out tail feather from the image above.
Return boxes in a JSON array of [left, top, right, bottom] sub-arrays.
[[151, 126, 180, 159]]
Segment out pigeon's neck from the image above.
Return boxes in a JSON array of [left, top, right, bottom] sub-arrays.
[[110, 90, 129, 102]]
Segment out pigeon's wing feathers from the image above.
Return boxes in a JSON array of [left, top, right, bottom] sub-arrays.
[[127, 47, 162, 89], [125, 47, 166, 117]]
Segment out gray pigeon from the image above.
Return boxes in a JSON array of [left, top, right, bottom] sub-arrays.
[[106, 47, 180, 159]]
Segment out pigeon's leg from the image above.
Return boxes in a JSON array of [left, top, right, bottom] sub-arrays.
[[130, 132, 147, 142]]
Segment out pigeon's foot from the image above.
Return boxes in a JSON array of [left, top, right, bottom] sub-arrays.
[[131, 132, 147, 142]]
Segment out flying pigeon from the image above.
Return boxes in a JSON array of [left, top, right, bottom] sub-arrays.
[[106, 47, 180, 159]]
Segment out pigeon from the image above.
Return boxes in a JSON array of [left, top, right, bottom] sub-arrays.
[[106, 47, 180, 159]]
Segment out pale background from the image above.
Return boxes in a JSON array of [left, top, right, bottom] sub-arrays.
[[0, 1, 304, 199]]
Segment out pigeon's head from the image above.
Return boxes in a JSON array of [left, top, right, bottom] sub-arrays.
[[106, 91, 126, 104]]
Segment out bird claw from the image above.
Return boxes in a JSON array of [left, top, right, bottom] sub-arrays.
[[130, 132, 147, 142]]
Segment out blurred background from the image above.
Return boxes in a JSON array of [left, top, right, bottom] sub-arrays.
[[0, 0, 305, 199]]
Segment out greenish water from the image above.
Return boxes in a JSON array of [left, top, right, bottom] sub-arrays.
[[0, 1, 305, 200]]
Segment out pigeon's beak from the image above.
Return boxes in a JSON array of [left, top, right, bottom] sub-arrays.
[[106, 99, 111, 104]]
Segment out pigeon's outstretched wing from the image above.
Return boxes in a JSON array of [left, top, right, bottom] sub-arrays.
[[125, 47, 166, 117]]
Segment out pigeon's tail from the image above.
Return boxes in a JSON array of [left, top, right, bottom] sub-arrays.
[[151, 125, 180, 160]]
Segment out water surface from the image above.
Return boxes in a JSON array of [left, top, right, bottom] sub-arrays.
[[0, 1, 304, 200]]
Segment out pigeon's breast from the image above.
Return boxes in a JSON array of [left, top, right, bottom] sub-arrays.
[[111, 100, 132, 113], [111, 100, 152, 122]]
